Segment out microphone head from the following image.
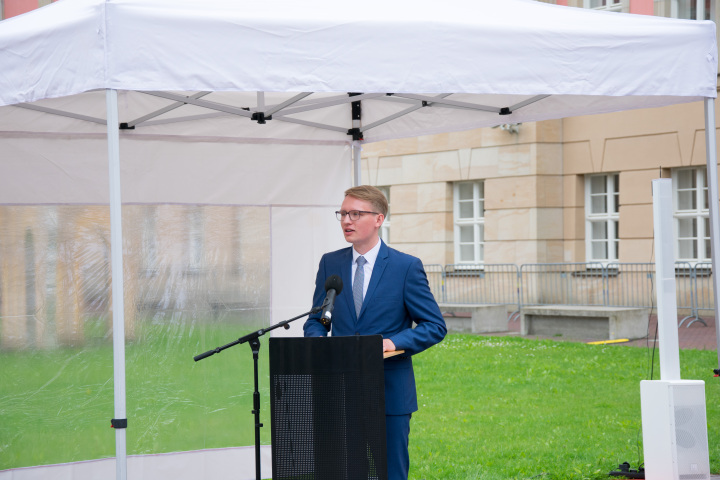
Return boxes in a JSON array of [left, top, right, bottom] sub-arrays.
[[324, 274, 343, 294]]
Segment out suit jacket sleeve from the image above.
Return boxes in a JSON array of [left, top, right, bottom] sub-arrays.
[[303, 254, 331, 337], [387, 256, 447, 356]]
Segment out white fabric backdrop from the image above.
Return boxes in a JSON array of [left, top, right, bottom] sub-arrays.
[[271, 206, 347, 337], [0, 136, 350, 205]]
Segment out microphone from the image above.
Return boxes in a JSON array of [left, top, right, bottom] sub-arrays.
[[320, 275, 343, 326]]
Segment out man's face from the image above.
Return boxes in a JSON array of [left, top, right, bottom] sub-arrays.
[[339, 195, 384, 253]]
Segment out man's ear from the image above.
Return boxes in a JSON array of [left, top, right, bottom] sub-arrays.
[[375, 213, 385, 227]]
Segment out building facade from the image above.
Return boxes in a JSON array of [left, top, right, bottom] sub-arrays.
[[364, 102, 718, 268]]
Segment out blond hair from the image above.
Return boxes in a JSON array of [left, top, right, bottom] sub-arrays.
[[344, 185, 388, 217]]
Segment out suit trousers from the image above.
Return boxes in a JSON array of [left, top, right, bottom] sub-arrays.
[[386, 413, 412, 480]]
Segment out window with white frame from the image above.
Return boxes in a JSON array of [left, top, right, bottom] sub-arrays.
[[673, 0, 713, 20], [585, 174, 619, 263], [673, 168, 710, 262], [454, 181, 484, 264], [583, 0, 623, 11], [378, 186, 391, 244]]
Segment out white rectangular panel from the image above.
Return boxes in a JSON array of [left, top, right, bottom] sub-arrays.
[[271, 206, 348, 338]]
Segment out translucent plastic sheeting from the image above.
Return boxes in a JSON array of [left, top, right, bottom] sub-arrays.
[[0, 204, 275, 469], [0, 446, 273, 480]]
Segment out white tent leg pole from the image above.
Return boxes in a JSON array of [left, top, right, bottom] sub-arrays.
[[704, 97, 720, 369], [352, 140, 362, 186], [106, 89, 128, 480]]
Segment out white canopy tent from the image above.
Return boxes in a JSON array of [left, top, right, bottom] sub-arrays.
[[0, 0, 718, 479]]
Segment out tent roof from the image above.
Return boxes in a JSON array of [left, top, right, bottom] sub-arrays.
[[0, 0, 717, 143]]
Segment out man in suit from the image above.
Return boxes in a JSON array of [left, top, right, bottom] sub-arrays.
[[304, 185, 447, 480]]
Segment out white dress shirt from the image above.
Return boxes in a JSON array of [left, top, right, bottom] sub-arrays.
[[351, 238, 382, 299]]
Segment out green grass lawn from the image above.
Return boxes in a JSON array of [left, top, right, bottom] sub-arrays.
[[410, 335, 720, 479], [1, 329, 718, 480], [0, 321, 272, 468]]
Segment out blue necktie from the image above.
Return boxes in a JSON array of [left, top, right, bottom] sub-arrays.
[[353, 256, 367, 317]]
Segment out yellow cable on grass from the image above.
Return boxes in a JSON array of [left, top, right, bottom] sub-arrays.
[[586, 339, 630, 345]]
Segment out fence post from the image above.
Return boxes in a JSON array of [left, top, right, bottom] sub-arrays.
[[441, 265, 447, 304], [602, 264, 609, 306]]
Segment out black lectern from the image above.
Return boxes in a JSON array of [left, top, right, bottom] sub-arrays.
[[269, 335, 387, 480]]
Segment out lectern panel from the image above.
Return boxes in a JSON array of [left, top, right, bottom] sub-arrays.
[[270, 335, 387, 480]]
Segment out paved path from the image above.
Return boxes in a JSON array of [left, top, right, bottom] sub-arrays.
[[623, 314, 718, 351]]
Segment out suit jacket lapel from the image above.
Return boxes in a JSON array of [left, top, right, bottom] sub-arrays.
[[359, 241, 389, 320], [338, 248, 356, 322]]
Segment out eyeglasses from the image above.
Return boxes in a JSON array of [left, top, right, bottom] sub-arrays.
[[335, 210, 380, 221]]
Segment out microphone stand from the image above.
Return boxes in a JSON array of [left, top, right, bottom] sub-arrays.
[[193, 305, 325, 480]]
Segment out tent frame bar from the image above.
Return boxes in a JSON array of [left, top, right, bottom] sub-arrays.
[[353, 140, 362, 186], [140, 91, 255, 118], [136, 91, 359, 133], [125, 91, 211, 127], [361, 103, 425, 133], [277, 115, 349, 133], [274, 92, 386, 117], [391, 93, 502, 114], [270, 92, 368, 109], [361, 93, 453, 133], [703, 97, 720, 369], [509, 94, 552, 112], [264, 92, 313, 116], [15, 103, 107, 124], [136, 112, 229, 127], [11, 91, 555, 138]]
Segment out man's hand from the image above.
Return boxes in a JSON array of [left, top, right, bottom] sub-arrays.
[[382, 338, 396, 352]]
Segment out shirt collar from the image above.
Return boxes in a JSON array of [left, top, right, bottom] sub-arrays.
[[353, 238, 382, 267]]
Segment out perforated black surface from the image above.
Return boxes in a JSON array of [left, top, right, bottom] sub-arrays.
[[270, 336, 387, 480]]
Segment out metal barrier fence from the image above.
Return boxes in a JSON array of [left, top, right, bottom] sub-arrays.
[[520, 262, 605, 307], [443, 264, 519, 307], [422, 262, 715, 326], [424, 264, 445, 304], [604, 262, 655, 309], [692, 262, 714, 313]]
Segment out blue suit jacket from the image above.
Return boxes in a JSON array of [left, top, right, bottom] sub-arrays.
[[304, 241, 447, 415]]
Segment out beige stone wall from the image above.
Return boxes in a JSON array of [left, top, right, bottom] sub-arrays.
[[0, 204, 271, 349], [562, 101, 717, 264], [362, 121, 565, 265], [0, 207, 31, 349], [362, 100, 720, 268]]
